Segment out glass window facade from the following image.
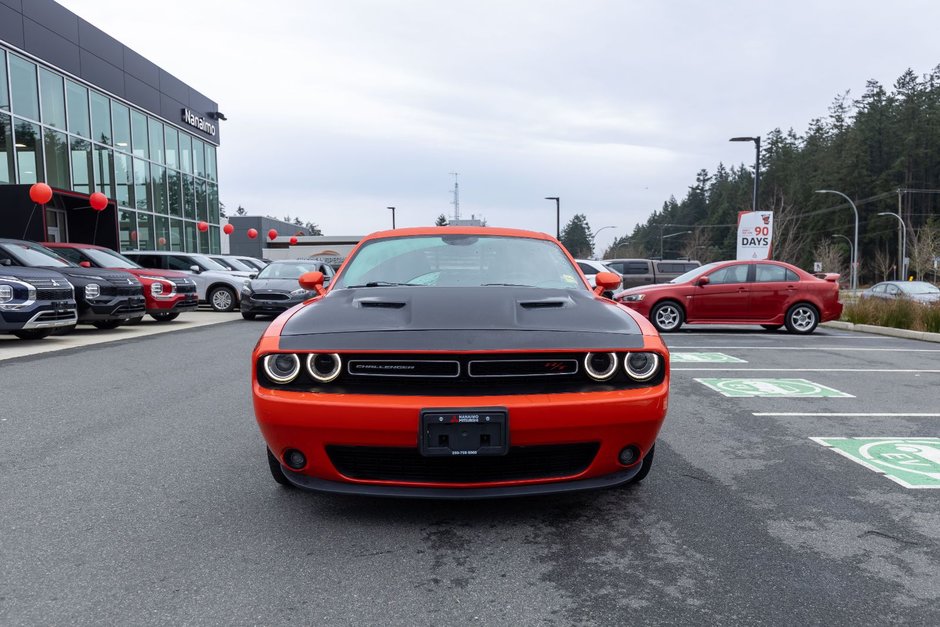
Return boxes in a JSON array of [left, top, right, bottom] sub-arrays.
[[1, 45, 222, 253]]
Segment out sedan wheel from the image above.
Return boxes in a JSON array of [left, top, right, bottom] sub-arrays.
[[651, 302, 683, 332], [785, 303, 819, 334], [209, 287, 236, 312]]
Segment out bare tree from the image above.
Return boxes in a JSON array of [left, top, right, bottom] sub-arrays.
[[872, 246, 894, 283], [812, 238, 846, 278], [680, 227, 713, 262], [909, 222, 940, 281], [604, 237, 646, 259], [768, 189, 810, 264]]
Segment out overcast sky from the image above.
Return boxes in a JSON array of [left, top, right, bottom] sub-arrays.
[[58, 0, 940, 253]]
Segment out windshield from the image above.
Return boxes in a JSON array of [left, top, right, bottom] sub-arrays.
[[332, 234, 584, 290], [898, 282, 940, 295], [239, 258, 267, 271], [83, 247, 140, 269], [191, 255, 229, 271], [210, 256, 237, 270], [258, 261, 323, 280], [0, 242, 75, 268], [669, 261, 721, 284], [219, 257, 255, 272]]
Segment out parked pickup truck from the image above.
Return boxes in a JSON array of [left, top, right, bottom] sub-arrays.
[[603, 258, 702, 289]]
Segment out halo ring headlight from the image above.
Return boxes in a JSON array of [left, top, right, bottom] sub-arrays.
[[263, 353, 301, 383], [624, 352, 660, 381], [306, 353, 342, 383], [584, 352, 618, 381]]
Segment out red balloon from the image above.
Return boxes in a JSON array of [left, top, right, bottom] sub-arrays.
[[267, 229, 278, 241], [89, 192, 108, 211], [247, 228, 258, 239], [289, 236, 298, 245], [222, 223, 234, 235], [130, 230, 138, 241], [29, 182, 53, 205], [197, 221, 209, 232], [158, 237, 167, 246]]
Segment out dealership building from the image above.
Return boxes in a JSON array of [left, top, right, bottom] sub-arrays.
[[0, 0, 223, 253]]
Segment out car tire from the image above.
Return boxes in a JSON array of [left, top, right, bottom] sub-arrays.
[[92, 320, 122, 330], [785, 303, 819, 334], [761, 324, 782, 331], [241, 312, 256, 320], [151, 312, 180, 322], [209, 286, 237, 312], [651, 301, 684, 333], [12, 329, 53, 340], [267, 448, 292, 487], [625, 444, 655, 485]]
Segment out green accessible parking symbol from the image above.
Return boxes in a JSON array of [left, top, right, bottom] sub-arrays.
[[695, 378, 854, 398], [812, 438, 940, 489]]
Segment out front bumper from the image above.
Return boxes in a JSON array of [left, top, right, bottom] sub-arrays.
[[79, 295, 147, 322], [254, 384, 667, 495], [241, 296, 304, 315], [1, 301, 77, 330], [146, 292, 199, 315]]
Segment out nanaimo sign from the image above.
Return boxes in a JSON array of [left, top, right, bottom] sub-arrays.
[[181, 109, 217, 137]]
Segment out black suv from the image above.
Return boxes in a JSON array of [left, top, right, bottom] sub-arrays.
[[0, 239, 146, 330], [0, 266, 78, 340]]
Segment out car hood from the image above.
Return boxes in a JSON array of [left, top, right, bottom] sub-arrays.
[[278, 286, 646, 352], [120, 268, 190, 280], [39, 266, 139, 284], [0, 266, 71, 282], [219, 270, 253, 278], [249, 278, 303, 292]]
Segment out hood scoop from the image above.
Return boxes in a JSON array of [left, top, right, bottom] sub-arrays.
[[355, 297, 407, 309], [518, 297, 572, 309]]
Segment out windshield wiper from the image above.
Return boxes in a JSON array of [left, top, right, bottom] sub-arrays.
[[347, 281, 425, 288]]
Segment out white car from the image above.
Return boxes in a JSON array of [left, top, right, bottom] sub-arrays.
[[575, 259, 622, 289], [125, 251, 251, 312]]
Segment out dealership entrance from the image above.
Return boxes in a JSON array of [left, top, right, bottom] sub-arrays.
[[0, 184, 119, 250]]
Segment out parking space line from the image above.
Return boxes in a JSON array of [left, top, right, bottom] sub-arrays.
[[755, 412, 940, 417]]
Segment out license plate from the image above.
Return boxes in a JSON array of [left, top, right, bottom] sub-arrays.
[[420, 408, 508, 457]]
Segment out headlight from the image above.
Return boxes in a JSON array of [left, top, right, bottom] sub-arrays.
[[624, 352, 660, 381], [622, 294, 646, 302], [584, 352, 618, 381], [85, 283, 100, 298], [150, 282, 163, 296], [306, 353, 342, 382], [241, 285, 252, 295], [0, 285, 12, 304], [262, 353, 301, 383], [290, 287, 309, 297]]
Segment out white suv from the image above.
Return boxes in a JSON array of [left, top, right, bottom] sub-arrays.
[[125, 251, 249, 311]]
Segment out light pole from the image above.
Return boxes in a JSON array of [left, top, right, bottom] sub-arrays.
[[878, 211, 907, 280], [545, 197, 560, 239], [830, 234, 854, 275], [815, 190, 859, 293], [590, 225, 616, 258], [387, 206, 396, 229], [660, 230, 691, 259], [730, 136, 761, 212]]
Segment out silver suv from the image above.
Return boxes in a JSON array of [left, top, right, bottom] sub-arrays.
[[124, 251, 249, 311]]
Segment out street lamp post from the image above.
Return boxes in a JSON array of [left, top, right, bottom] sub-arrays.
[[878, 211, 907, 280], [545, 197, 560, 239], [387, 206, 396, 229], [730, 136, 761, 212], [590, 225, 616, 258], [830, 234, 854, 276], [815, 190, 859, 293], [660, 230, 691, 259]]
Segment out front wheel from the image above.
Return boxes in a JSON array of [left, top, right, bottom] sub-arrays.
[[151, 312, 180, 322], [241, 312, 256, 320], [651, 302, 684, 332], [12, 329, 52, 340], [209, 286, 236, 312], [92, 320, 122, 330], [785, 303, 819, 334]]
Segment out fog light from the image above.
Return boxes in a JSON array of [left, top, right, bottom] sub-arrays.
[[618, 445, 641, 466], [284, 449, 306, 470]]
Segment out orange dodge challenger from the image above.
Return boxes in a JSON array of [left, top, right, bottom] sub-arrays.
[[252, 227, 669, 498]]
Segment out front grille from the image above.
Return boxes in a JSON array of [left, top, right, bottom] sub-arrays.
[[34, 309, 76, 322], [36, 287, 73, 300], [115, 298, 146, 315], [116, 285, 143, 296], [26, 278, 68, 289], [326, 443, 599, 483], [253, 292, 290, 301], [174, 283, 196, 294]]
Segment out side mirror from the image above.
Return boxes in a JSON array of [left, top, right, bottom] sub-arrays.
[[248, 273, 257, 279], [190, 265, 202, 274], [696, 276, 710, 286], [79, 261, 92, 268], [298, 270, 326, 296], [593, 271, 622, 295]]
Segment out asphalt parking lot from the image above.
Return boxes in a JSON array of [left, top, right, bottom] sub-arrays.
[[1, 320, 938, 625]]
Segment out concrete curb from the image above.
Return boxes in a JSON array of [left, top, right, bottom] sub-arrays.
[[822, 321, 940, 343]]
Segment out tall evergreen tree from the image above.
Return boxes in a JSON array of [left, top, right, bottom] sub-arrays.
[[560, 214, 593, 258]]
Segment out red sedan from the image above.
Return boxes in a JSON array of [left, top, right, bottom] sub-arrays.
[[614, 260, 843, 334]]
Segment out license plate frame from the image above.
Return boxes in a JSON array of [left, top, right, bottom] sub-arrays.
[[419, 408, 508, 457]]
